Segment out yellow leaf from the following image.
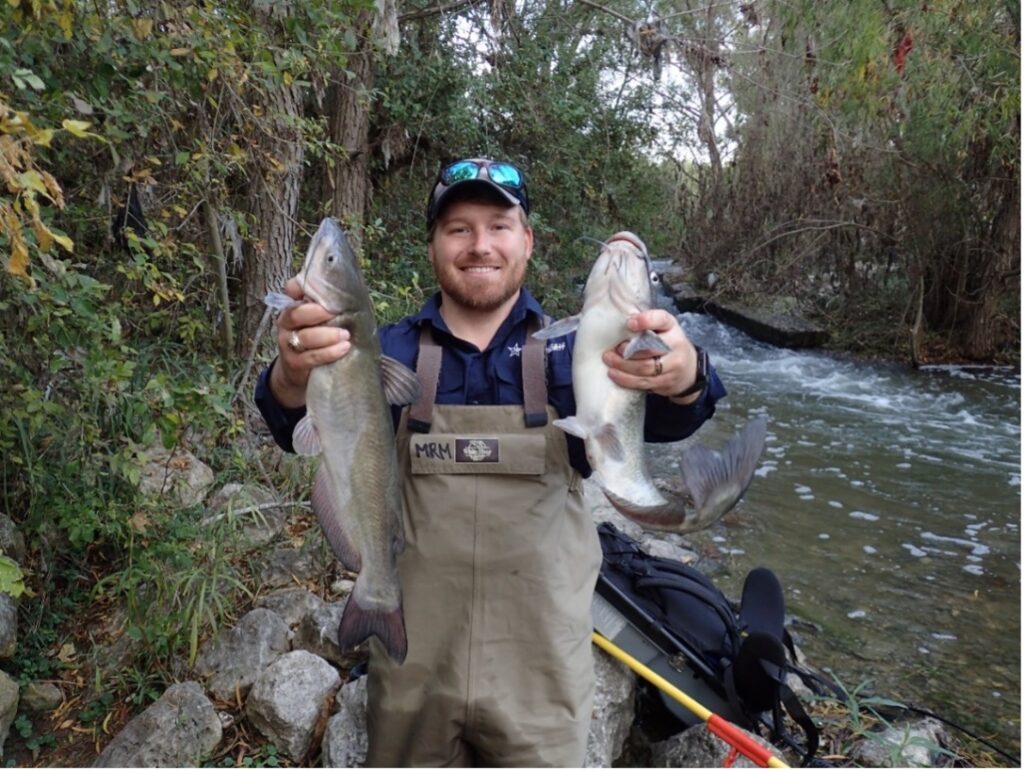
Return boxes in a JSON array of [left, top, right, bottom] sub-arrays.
[[30, 128, 54, 147], [16, 170, 49, 197], [6, 220, 30, 279], [170, 118, 185, 131], [132, 18, 153, 41], [61, 118, 91, 137], [283, 71, 293, 86], [169, 47, 192, 57], [207, 68, 218, 82], [57, 642, 77, 663], [58, 9, 73, 39], [40, 171, 65, 208]]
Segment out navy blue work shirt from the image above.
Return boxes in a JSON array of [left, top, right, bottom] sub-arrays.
[[254, 288, 726, 476]]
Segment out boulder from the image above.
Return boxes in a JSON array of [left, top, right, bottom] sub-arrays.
[[202, 483, 288, 550], [293, 601, 362, 669], [584, 647, 636, 767], [256, 589, 326, 629], [245, 650, 341, 763], [20, 681, 63, 713], [259, 534, 333, 589], [321, 677, 368, 768], [137, 446, 215, 508], [194, 608, 291, 702], [850, 717, 951, 768], [649, 722, 771, 768], [0, 594, 16, 660], [94, 681, 221, 767], [0, 670, 18, 759]]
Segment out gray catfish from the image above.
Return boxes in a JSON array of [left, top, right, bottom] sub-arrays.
[[266, 218, 419, 662], [534, 231, 766, 532]]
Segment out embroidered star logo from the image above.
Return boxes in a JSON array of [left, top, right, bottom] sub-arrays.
[[507, 342, 523, 358]]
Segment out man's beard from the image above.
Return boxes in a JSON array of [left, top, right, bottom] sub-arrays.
[[435, 260, 527, 312]]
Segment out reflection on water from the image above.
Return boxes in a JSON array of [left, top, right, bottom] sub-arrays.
[[650, 311, 1021, 757]]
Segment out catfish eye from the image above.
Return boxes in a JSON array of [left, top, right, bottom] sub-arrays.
[[650, 271, 660, 284], [327, 254, 335, 263]]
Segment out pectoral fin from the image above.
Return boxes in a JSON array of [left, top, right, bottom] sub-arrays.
[[622, 330, 671, 359], [292, 415, 322, 456], [264, 291, 301, 312], [532, 315, 580, 340], [553, 416, 589, 439], [380, 355, 421, 405]]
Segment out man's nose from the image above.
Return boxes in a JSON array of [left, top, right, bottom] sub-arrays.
[[469, 230, 492, 255]]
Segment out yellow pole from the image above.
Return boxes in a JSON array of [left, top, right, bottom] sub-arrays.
[[592, 632, 789, 769]]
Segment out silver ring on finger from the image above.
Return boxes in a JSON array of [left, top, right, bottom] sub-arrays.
[[653, 356, 663, 377], [287, 330, 304, 354]]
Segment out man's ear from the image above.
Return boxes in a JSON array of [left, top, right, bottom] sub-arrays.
[[524, 225, 534, 259]]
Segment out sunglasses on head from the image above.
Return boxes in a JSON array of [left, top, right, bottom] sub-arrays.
[[440, 159, 526, 191]]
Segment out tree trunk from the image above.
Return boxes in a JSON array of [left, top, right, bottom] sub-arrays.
[[238, 77, 305, 359]]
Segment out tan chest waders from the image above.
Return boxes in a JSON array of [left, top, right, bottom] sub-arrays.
[[366, 323, 602, 767]]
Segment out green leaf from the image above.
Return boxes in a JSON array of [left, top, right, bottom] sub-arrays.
[[0, 556, 25, 598]]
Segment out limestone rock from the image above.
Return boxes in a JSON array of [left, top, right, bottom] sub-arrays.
[[259, 534, 333, 589], [705, 300, 829, 348], [321, 676, 368, 768], [0, 670, 18, 759], [0, 516, 25, 564], [246, 650, 341, 762], [20, 681, 63, 713], [293, 601, 360, 668], [194, 608, 291, 702], [0, 594, 16, 660], [851, 717, 951, 768], [256, 589, 326, 629], [137, 446, 215, 508], [203, 483, 288, 550], [94, 681, 221, 767], [650, 723, 769, 768], [584, 647, 636, 767]]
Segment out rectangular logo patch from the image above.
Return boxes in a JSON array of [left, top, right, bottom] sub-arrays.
[[455, 438, 499, 463]]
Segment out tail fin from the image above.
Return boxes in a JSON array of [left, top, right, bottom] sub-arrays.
[[679, 416, 768, 530], [337, 583, 407, 664]]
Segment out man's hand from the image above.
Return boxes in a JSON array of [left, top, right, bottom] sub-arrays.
[[602, 309, 702, 404], [268, 278, 351, 408]]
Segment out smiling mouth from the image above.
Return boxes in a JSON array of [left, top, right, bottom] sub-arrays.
[[461, 266, 501, 274]]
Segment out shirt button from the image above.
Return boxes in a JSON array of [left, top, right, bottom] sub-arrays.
[[471, 400, 480, 405]]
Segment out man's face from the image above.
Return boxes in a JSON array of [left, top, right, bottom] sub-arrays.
[[428, 199, 533, 313]]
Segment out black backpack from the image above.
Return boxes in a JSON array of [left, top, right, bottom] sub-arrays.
[[595, 521, 824, 766]]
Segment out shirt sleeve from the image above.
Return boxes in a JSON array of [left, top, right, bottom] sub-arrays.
[[642, 362, 726, 443], [254, 361, 307, 453]]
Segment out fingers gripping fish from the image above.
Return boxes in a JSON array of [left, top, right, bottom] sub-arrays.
[[534, 232, 767, 533]]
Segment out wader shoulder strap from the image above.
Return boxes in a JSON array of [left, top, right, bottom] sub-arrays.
[[408, 326, 442, 433], [407, 318, 549, 433], [522, 315, 548, 427]]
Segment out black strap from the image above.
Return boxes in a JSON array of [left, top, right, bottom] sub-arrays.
[[780, 683, 820, 767], [407, 319, 549, 433]]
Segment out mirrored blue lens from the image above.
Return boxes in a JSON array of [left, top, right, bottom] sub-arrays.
[[487, 163, 523, 188], [442, 161, 482, 185]]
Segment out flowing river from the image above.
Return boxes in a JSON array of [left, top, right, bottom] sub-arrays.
[[647, 309, 1021, 759]]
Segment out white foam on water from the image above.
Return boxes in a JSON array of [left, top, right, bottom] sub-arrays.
[[848, 610, 867, 619], [863, 545, 877, 554], [828, 500, 843, 509], [896, 462, 912, 469], [794, 484, 812, 494], [755, 463, 776, 478], [921, 531, 991, 557], [963, 564, 985, 576], [800, 494, 815, 501], [797, 440, 817, 447], [918, 647, 931, 654], [712, 536, 726, 543], [902, 543, 927, 557], [850, 480, 865, 487], [818, 533, 831, 539], [850, 511, 880, 522], [1010, 474, 1020, 487], [931, 632, 957, 641]]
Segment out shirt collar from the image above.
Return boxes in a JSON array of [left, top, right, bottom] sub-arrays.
[[410, 288, 545, 347]]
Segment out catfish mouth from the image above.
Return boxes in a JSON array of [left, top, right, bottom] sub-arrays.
[[296, 269, 347, 315]]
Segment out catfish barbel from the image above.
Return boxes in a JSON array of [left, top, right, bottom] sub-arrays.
[[265, 218, 419, 663], [534, 232, 766, 532]]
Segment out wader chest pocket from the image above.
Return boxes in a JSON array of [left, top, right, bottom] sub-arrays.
[[409, 433, 546, 475]]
